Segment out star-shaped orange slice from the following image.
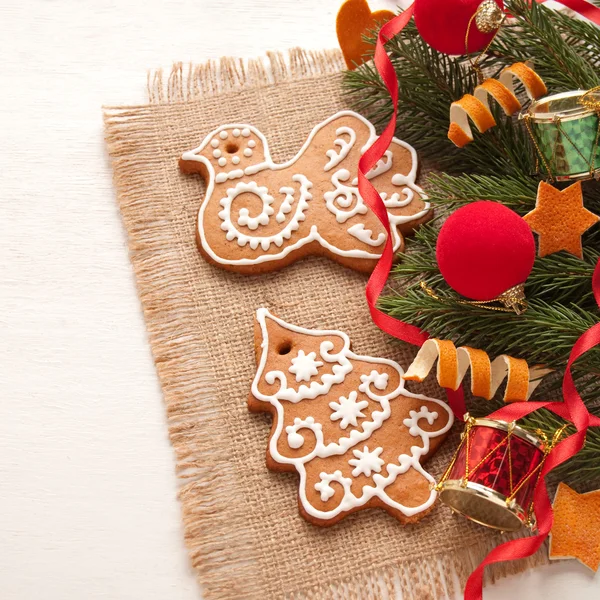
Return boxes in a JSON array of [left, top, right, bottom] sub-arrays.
[[549, 482, 600, 571], [524, 181, 599, 259]]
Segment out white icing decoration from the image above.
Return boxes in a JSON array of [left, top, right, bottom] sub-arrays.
[[218, 157, 227, 167], [275, 186, 295, 224], [244, 148, 253, 157], [288, 350, 324, 382], [215, 169, 244, 184], [391, 173, 411, 186], [219, 182, 274, 234], [359, 370, 389, 395], [324, 126, 357, 171], [233, 128, 241, 137], [250, 308, 454, 520], [348, 151, 418, 210], [403, 407, 439, 437], [216, 176, 312, 251], [329, 391, 369, 429], [349, 446, 385, 477], [210, 139, 219, 148], [347, 223, 386, 247], [351, 151, 393, 185], [232, 156, 241, 165], [213, 149, 222, 158], [380, 188, 414, 208], [367, 151, 393, 179], [181, 111, 432, 267], [248, 140, 256, 148], [286, 417, 322, 449], [324, 169, 368, 224], [237, 202, 273, 230], [315, 471, 352, 502]]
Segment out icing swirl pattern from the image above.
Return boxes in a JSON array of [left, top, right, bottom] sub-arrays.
[[180, 111, 431, 273]]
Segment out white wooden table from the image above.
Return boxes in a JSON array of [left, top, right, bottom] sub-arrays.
[[1, 1, 597, 598]]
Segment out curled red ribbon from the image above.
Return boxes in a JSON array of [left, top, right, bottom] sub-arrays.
[[356, 1, 600, 598]]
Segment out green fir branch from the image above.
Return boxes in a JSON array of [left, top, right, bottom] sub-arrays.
[[380, 288, 598, 368], [521, 410, 600, 488], [493, 0, 600, 91], [344, 0, 600, 484]]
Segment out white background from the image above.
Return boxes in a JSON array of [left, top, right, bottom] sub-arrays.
[[1, 1, 598, 598]]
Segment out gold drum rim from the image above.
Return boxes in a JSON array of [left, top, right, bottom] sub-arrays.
[[526, 90, 595, 124], [438, 480, 528, 532]]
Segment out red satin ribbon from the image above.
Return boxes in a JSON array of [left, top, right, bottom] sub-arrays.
[[356, 3, 469, 416], [545, 0, 600, 24], [356, 1, 600, 598]]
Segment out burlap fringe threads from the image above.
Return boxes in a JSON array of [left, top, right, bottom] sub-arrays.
[[106, 48, 551, 599], [147, 48, 346, 104], [293, 536, 548, 600]]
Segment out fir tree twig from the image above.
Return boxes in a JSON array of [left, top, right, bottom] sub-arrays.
[[344, 0, 600, 485]]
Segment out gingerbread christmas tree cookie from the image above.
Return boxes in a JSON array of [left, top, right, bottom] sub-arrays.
[[180, 110, 431, 274], [524, 181, 599, 259], [248, 308, 453, 526]]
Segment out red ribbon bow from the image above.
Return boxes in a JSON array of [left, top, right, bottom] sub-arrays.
[[356, 2, 600, 598]]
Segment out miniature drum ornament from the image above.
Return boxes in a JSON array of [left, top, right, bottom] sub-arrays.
[[521, 90, 600, 182], [436, 417, 546, 532]]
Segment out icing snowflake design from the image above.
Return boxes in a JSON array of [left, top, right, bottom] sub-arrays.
[[288, 350, 324, 382], [348, 446, 385, 477], [329, 391, 369, 429], [249, 308, 454, 524]]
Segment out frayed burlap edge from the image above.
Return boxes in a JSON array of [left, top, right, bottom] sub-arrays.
[[291, 534, 549, 600], [105, 48, 551, 599], [147, 48, 347, 104]]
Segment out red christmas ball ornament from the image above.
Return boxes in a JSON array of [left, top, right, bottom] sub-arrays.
[[414, 0, 504, 55], [436, 201, 535, 301]]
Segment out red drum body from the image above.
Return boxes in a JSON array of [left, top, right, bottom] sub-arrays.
[[437, 418, 546, 532]]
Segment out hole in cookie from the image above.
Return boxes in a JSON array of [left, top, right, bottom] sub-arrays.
[[277, 341, 292, 355], [225, 142, 239, 154]]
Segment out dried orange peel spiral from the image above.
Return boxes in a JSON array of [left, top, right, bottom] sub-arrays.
[[402, 339, 552, 402], [448, 62, 547, 148]]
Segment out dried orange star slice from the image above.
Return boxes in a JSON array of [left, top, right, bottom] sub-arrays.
[[549, 482, 600, 572], [524, 181, 600, 259]]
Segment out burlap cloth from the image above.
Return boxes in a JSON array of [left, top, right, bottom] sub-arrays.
[[104, 49, 548, 600]]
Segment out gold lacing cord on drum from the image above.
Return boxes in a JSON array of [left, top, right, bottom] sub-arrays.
[[579, 87, 600, 177], [523, 113, 555, 182], [434, 416, 476, 492], [524, 86, 600, 182], [435, 416, 569, 531], [581, 86, 600, 111], [421, 281, 528, 314], [522, 423, 569, 529], [435, 415, 512, 491]]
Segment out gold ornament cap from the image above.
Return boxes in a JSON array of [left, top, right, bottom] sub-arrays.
[[475, 0, 505, 33]]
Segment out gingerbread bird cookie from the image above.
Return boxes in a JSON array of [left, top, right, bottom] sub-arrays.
[[248, 308, 453, 526], [180, 111, 431, 274]]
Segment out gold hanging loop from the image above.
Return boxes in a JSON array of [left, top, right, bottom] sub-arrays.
[[465, 0, 506, 83]]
